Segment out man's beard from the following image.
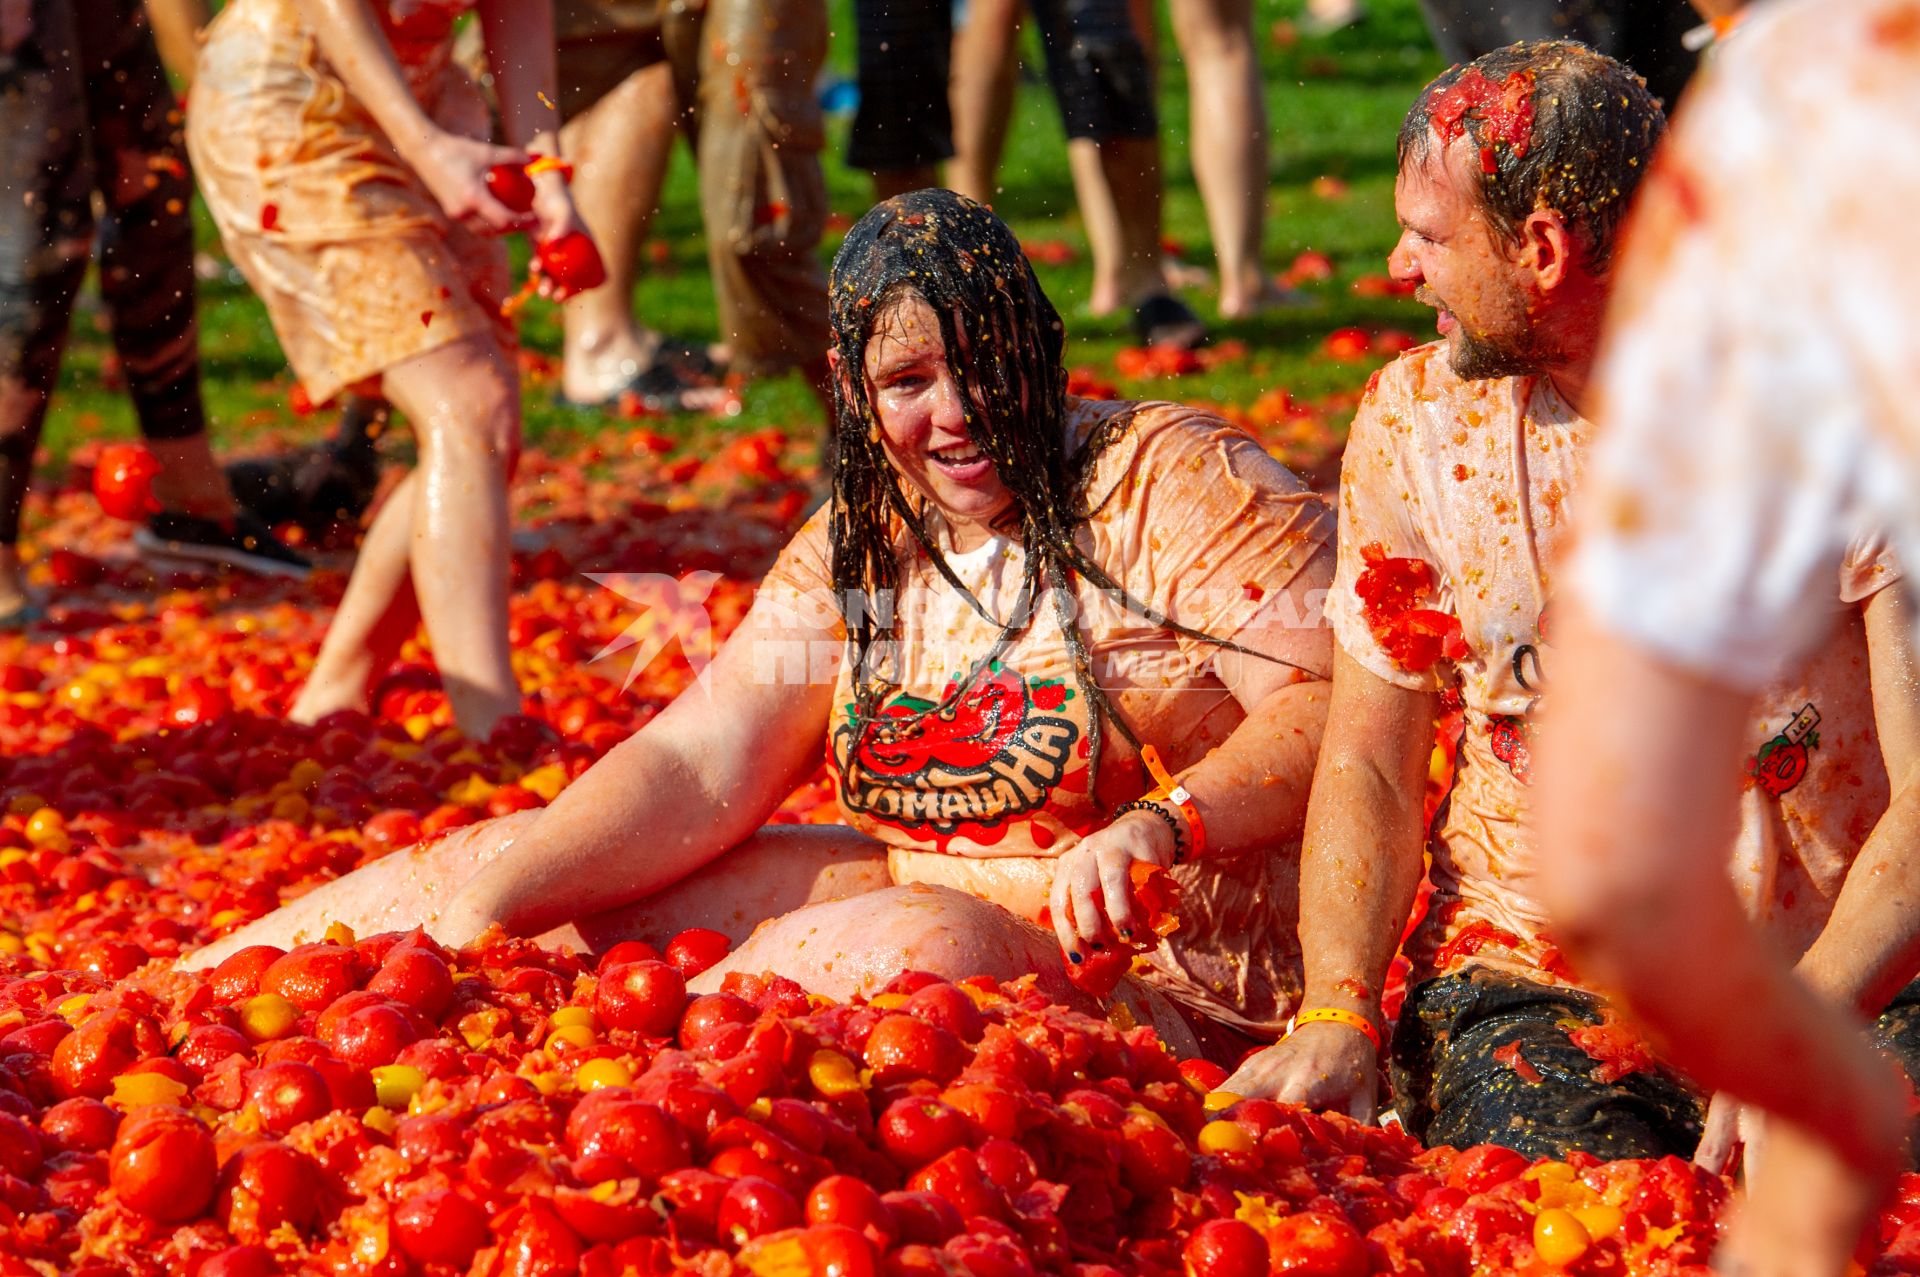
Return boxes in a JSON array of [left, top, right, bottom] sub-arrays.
[[1447, 326, 1547, 381]]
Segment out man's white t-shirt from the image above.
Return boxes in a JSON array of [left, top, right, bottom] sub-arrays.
[[1575, 0, 1920, 686]]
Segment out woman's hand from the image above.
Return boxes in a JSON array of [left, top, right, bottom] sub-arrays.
[[1222, 1023, 1379, 1120], [409, 130, 537, 236], [1047, 807, 1175, 961]]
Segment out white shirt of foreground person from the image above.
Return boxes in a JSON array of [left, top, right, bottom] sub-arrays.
[[1575, 0, 1920, 682]]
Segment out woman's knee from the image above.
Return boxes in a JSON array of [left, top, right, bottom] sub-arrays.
[[399, 340, 522, 466]]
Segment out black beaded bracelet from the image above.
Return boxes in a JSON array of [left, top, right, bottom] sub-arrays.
[[1112, 799, 1187, 865]]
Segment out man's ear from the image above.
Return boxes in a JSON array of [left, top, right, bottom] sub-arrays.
[[1520, 207, 1582, 290]]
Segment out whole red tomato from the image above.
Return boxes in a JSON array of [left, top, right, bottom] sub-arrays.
[[598, 940, 664, 971], [535, 231, 608, 296], [595, 960, 687, 1036], [486, 163, 537, 213], [877, 1097, 971, 1170], [108, 1106, 216, 1221], [1184, 1219, 1268, 1277], [394, 1187, 492, 1267], [368, 945, 454, 1018], [680, 993, 758, 1049], [92, 443, 162, 520], [327, 1001, 420, 1070], [902, 983, 985, 1044], [805, 1175, 894, 1242], [39, 1098, 117, 1154], [1265, 1211, 1368, 1277], [907, 1149, 1004, 1221], [209, 946, 286, 1003], [0, 1112, 41, 1179], [666, 928, 733, 978], [198, 1246, 277, 1277], [1445, 1143, 1530, 1194], [718, 1176, 802, 1241], [246, 1061, 334, 1135], [568, 1097, 691, 1185], [216, 1140, 321, 1242], [260, 943, 361, 1011], [863, 1015, 966, 1085]]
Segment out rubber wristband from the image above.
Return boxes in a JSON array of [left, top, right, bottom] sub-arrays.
[[525, 155, 575, 181], [1139, 745, 1207, 861], [1289, 1007, 1382, 1051]]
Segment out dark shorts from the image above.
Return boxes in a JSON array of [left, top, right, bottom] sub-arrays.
[[847, 0, 1156, 174], [1392, 967, 1920, 1163], [1414, 0, 1701, 108], [1389, 968, 1706, 1160]]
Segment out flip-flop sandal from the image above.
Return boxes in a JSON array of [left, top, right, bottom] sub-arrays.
[[554, 359, 718, 414], [1132, 293, 1209, 351]]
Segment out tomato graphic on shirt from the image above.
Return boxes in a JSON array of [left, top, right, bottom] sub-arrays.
[[833, 663, 1084, 847], [1749, 703, 1821, 798]]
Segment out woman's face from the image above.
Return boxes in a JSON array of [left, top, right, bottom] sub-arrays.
[[861, 293, 1015, 533]]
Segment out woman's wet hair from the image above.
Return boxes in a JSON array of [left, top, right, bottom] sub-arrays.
[[825, 189, 1282, 801]]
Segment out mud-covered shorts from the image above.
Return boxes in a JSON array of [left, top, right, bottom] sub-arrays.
[[553, 0, 829, 377], [1391, 966, 1920, 1162]]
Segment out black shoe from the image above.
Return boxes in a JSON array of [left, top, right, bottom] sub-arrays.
[[225, 438, 382, 532], [135, 511, 312, 579]]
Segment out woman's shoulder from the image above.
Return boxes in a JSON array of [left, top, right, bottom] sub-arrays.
[[1071, 396, 1312, 508]]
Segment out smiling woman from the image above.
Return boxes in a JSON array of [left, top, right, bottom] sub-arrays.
[[185, 191, 1338, 1063]]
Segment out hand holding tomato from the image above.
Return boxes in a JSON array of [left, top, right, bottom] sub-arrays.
[[1046, 809, 1178, 965], [410, 130, 536, 235], [1220, 1020, 1379, 1121], [92, 443, 162, 520]]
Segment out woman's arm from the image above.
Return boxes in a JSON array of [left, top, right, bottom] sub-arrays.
[[432, 592, 842, 946], [1049, 542, 1337, 952], [293, 0, 532, 232]]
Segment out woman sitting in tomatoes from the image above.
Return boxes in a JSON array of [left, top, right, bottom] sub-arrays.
[[191, 191, 1335, 1061]]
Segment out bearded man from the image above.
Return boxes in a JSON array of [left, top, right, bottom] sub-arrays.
[[1224, 41, 1920, 1167]]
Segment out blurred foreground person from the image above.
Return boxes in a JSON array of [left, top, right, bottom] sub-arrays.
[[1538, 2, 1920, 1272], [1224, 42, 1920, 1176], [187, 0, 593, 738], [187, 191, 1338, 1063], [0, 0, 308, 626]]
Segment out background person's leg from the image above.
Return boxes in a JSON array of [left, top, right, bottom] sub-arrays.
[[1168, 0, 1278, 318], [0, 0, 95, 620], [948, 0, 1023, 203], [557, 59, 688, 406]]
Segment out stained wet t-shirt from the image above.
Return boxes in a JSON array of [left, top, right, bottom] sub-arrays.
[[1329, 345, 1899, 989], [759, 397, 1336, 1034]]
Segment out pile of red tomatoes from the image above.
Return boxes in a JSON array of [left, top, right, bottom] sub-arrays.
[[0, 925, 1759, 1277]]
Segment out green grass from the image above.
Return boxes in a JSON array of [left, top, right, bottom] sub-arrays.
[[44, 0, 1444, 464]]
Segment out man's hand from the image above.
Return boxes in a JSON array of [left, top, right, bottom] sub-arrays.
[[1047, 808, 1174, 960], [1222, 1021, 1379, 1120], [1695, 1090, 1765, 1177]]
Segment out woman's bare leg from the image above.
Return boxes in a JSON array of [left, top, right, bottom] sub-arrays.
[[689, 883, 1204, 1057], [559, 62, 686, 405], [289, 471, 422, 724], [181, 820, 889, 969], [1169, 0, 1277, 317], [948, 0, 1023, 203], [290, 335, 520, 737]]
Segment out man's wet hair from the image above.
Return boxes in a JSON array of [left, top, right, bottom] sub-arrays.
[[1400, 41, 1665, 270]]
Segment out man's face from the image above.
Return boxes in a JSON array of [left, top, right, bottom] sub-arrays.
[[1389, 133, 1546, 380]]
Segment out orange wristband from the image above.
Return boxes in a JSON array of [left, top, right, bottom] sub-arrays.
[[1289, 1007, 1382, 1051], [1140, 745, 1206, 861]]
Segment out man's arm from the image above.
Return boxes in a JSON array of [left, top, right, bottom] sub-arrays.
[[144, 0, 209, 86], [1794, 579, 1920, 1012], [1222, 643, 1437, 1118]]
